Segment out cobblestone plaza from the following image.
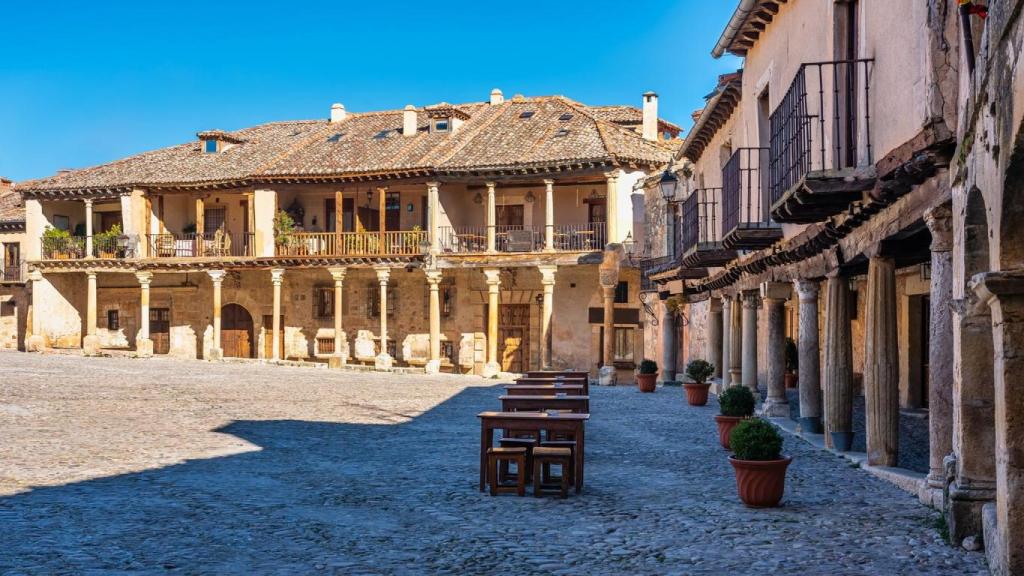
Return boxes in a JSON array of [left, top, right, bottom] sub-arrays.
[[0, 353, 986, 575]]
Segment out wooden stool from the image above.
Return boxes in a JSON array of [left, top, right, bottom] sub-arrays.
[[487, 447, 527, 496], [539, 440, 576, 484], [531, 446, 572, 498], [499, 437, 537, 483]]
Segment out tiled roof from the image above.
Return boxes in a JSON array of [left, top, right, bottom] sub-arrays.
[[589, 105, 683, 136], [678, 71, 743, 163], [18, 96, 678, 194], [0, 180, 24, 224], [712, 0, 781, 58]]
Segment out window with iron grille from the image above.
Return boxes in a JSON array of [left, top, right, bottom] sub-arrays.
[[424, 279, 456, 319], [204, 207, 226, 232], [314, 287, 334, 319], [368, 282, 396, 317], [614, 281, 629, 304], [107, 309, 119, 330]]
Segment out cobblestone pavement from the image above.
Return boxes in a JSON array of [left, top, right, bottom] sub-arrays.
[[0, 353, 987, 575]]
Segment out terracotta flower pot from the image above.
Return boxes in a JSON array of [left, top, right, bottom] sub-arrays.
[[714, 415, 743, 450], [683, 382, 711, 406], [784, 372, 798, 389], [636, 373, 657, 393], [729, 455, 792, 508]]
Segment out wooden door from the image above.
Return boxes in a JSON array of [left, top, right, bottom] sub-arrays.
[[150, 308, 170, 355], [100, 212, 122, 232], [221, 303, 253, 358], [262, 314, 284, 359], [496, 205, 524, 227], [498, 304, 530, 373]]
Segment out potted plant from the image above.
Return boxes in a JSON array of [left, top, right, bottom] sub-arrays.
[[636, 359, 658, 393], [42, 227, 73, 259], [715, 385, 755, 449], [728, 418, 792, 508], [784, 337, 798, 388], [683, 359, 715, 406], [273, 210, 297, 253], [94, 224, 123, 258]]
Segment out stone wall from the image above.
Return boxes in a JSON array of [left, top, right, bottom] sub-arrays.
[[0, 284, 28, 351]]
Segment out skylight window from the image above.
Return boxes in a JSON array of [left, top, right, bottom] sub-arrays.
[[374, 129, 393, 140], [433, 119, 450, 133], [519, 111, 535, 119], [559, 113, 573, 121], [554, 128, 570, 138], [327, 132, 344, 142], [204, 139, 218, 154]]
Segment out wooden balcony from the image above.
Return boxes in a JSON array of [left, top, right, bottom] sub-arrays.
[[438, 223, 606, 254], [680, 187, 736, 269], [275, 231, 427, 257], [721, 147, 783, 250], [148, 233, 255, 258], [769, 59, 877, 224]]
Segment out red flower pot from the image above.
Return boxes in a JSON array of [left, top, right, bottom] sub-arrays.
[[784, 372, 798, 389], [729, 455, 792, 508], [683, 382, 711, 406], [714, 415, 743, 450], [636, 373, 657, 392]]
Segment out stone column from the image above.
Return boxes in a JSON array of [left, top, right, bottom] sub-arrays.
[[661, 299, 678, 383], [741, 290, 759, 394], [543, 179, 555, 252], [485, 181, 497, 254], [720, 296, 732, 391], [374, 266, 393, 370], [427, 182, 440, 254], [82, 270, 99, 355], [425, 269, 443, 374], [136, 271, 153, 357], [708, 298, 724, 385], [972, 271, 1024, 575], [795, 279, 823, 433], [538, 265, 557, 369], [605, 171, 619, 244], [26, 270, 45, 352], [483, 268, 501, 377], [729, 294, 743, 387], [823, 273, 854, 450], [924, 205, 954, 490], [600, 285, 616, 384], [329, 267, 347, 367], [864, 255, 899, 467], [760, 282, 790, 416], [271, 268, 284, 361], [84, 198, 94, 258], [208, 269, 225, 360]]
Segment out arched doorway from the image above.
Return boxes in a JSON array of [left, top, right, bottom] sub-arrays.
[[221, 303, 254, 359]]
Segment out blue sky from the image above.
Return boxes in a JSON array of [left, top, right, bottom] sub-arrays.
[[0, 1, 741, 182]]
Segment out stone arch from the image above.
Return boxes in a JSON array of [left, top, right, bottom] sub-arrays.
[[948, 186, 997, 545], [999, 117, 1024, 269]]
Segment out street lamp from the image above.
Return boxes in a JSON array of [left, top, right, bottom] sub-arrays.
[[659, 168, 679, 203]]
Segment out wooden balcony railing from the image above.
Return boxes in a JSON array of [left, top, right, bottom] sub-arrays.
[[439, 223, 606, 254], [148, 233, 254, 258], [275, 231, 427, 257]]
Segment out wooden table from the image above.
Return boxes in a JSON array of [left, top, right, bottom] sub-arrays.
[[500, 394, 589, 413], [478, 411, 589, 493], [527, 370, 589, 379], [504, 384, 585, 396], [515, 377, 589, 395]]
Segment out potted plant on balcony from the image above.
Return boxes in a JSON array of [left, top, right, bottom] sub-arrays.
[[784, 337, 798, 389], [729, 418, 792, 508], [715, 385, 755, 450], [636, 359, 658, 393], [94, 224, 123, 258], [683, 359, 715, 406], [273, 210, 296, 254], [42, 227, 73, 259]]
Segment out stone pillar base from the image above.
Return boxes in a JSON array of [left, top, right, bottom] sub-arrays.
[[760, 398, 790, 418], [598, 365, 617, 386], [425, 359, 441, 375], [82, 335, 101, 356], [207, 348, 223, 361], [982, 503, 1004, 574], [374, 353, 394, 371], [798, 416, 822, 434], [328, 356, 344, 369], [947, 483, 996, 545], [481, 361, 501, 378], [27, 335, 46, 353], [135, 338, 153, 358], [831, 431, 853, 452]]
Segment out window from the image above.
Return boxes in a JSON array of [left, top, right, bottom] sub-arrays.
[[0, 301, 14, 317], [52, 215, 70, 231], [613, 327, 634, 362], [432, 119, 450, 133], [314, 287, 334, 319], [614, 281, 629, 304], [385, 192, 401, 230], [558, 113, 573, 121], [204, 207, 226, 233], [368, 282, 396, 318], [554, 128, 570, 138], [204, 139, 218, 154], [425, 280, 456, 319], [106, 310, 119, 330], [519, 110, 535, 119]]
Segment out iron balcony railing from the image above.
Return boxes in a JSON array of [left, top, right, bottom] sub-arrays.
[[1, 260, 26, 283], [41, 235, 86, 260], [92, 234, 138, 259], [722, 147, 771, 236], [149, 232, 255, 258], [768, 58, 874, 206], [275, 231, 426, 257], [439, 223, 606, 254], [681, 187, 723, 254], [639, 255, 675, 292]]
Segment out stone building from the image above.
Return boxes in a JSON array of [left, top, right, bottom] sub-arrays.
[[645, 1, 1023, 573], [0, 177, 28, 350], [14, 91, 681, 381]]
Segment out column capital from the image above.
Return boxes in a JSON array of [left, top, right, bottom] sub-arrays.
[[483, 268, 501, 287], [426, 181, 440, 190], [603, 170, 620, 182], [135, 271, 153, 286], [425, 269, 443, 285], [207, 269, 227, 283], [375, 185, 389, 193], [270, 268, 285, 285], [538, 265, 557, 285], [542, 178, 555, 187], [484, 181, 496, 190], [328, 267, 347, 282], [83, 198, 94, 207], [374, 266, 391, 284], [970, 270, 1024, 307], [741, 290, 760, 308], [794, 279, 820, 300], [924, 203, 954, 252], [85, 269, 98, 279]]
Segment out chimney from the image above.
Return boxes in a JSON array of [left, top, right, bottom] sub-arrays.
[[403, 105, 418, 136], [330, 103, 347, 123], [642, 91, 658, 141], [490, 88, 504, 105]]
